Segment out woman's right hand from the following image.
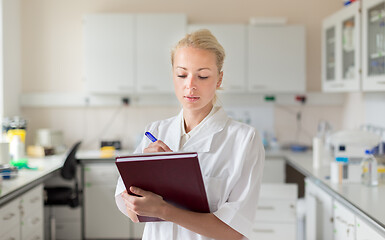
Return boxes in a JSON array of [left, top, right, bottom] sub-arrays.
[[121, 190, 140, 223], [143, 140, 172, 153]]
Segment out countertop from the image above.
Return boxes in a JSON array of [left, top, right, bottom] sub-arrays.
[[274, 150, 385, 235], [0, 154, 65, 205]]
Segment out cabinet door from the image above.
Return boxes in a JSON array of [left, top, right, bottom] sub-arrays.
[[247, 25, 305, 93], [136, 14, 186, 93], [188, 24, 247, 93], [333, 201, 355, 240], [322, 1, 361, 92], [84, 164, 132, 239], [21, 185, 43, 240], [305, 179, 334, 240], [1, 226, 20, 240], [0, 197, 20, 237], [362, 0, 385, 91], [84, 14, 135, 94], [356, 216, 385, 240]]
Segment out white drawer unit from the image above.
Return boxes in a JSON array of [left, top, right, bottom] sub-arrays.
[[0, 184, 44, 240], [251, 222, 296, 240], [334, 200, 355, 240], [255, 199, 296, 223], [252, 183, 298, 240]]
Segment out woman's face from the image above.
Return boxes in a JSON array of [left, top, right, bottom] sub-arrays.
[[172, 47, 222, 113]]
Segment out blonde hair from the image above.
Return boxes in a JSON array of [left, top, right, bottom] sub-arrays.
[[171, 29, 226, 73]]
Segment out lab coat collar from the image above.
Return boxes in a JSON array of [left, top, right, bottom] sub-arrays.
[[181, 106, 229, 153]]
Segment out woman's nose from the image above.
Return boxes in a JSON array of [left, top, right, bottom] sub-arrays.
[[185, 75, 197, 89]]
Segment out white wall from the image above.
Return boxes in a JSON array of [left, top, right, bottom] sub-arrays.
[[17, 0, 347, 149], [364, 93, 385, 128], [0, 0, 21, 119]]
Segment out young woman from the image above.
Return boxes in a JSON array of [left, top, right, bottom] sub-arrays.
[[115, 29, 265, 240]]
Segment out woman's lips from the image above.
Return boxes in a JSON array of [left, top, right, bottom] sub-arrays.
[[184, 96, 200, 102]]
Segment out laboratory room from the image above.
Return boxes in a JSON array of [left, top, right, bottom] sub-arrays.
[[1, 0, 385, 239]]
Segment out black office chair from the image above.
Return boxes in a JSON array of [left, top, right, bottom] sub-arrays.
[[44, 141, 82, 240]]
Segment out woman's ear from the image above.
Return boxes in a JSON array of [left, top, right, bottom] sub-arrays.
[[217, 71, 223, 88]]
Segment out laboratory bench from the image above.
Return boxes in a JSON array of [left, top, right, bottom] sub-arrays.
[[1, 150, 385, 240]]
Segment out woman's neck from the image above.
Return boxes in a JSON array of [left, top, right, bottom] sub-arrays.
[[183, 104, 213, 133]]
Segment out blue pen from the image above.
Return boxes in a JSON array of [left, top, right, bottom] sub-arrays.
[[145, 132, 158, 142]]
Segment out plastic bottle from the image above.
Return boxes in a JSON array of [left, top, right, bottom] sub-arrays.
[[9, 135, 24, 161], [361, 150, 378, 187]]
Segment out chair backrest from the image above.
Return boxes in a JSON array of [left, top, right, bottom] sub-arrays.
[[61, 141, 82, 180]]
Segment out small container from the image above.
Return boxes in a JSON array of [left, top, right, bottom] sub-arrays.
[[361, 150, 379, 187], [378, 164, 385, 184]]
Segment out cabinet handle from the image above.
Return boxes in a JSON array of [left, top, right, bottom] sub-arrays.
[[251, 85, 266, 89], [32, 217, 40, 225], [3, 213, 15, 220], [257, 206, 275, 210], [30, 196, 40, 203], [330, 217, 334, 223], [331, 83, 344, 88], [252, 228, 275, 233]]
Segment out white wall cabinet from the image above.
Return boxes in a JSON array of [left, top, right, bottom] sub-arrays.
[[188, 24, 247, 93], [0, 184, 44, 240], [84, 14, 136, 94], [305, 178, 334, 240], [84, 14, 186, 95], [136, 14, 186, 93], [322, 1, 361, 92], [362, 0, 385, 91], [84, 163, 145, 239], [247, 25, 306, 93]]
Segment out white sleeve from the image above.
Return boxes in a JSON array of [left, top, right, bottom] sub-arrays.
[[213, 131, 265, 239]]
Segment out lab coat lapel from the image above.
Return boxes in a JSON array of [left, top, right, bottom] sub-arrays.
[[163, 110, 183, 152], [182, 107, 229, 153]]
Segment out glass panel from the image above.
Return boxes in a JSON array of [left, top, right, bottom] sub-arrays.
[[342, 17, 355, 80], [326, 27, 335, 81], [368, 2, 385, 76]]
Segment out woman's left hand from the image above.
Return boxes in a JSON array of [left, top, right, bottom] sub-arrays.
[[121, 186, 168, 219]]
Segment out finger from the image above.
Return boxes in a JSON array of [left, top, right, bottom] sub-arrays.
[[155, 140, 173, 152], [145, 140, 172, 152], [130, 186, 147, 197]]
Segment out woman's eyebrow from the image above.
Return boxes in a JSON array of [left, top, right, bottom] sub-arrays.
[[198, 68, 211, 71], [176, 66, 187, 70]]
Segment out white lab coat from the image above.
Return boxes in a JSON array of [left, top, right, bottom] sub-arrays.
[[115, 107, 265, 240]]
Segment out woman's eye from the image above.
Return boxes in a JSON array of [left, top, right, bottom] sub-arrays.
[[199, 76, 209, 79], [177, 75, 187, 78]]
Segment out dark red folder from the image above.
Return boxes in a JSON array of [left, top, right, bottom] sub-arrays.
[[115, 152, 210, 222]]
